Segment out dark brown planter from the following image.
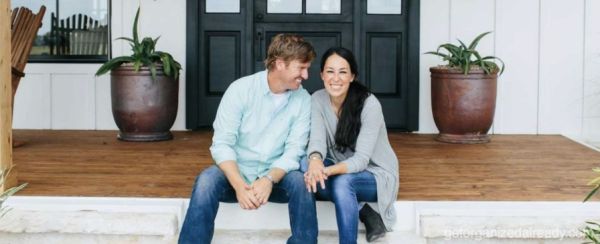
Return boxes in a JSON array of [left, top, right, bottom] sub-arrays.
[[111, 64, 178, 141], [430, 66, 498, 144]]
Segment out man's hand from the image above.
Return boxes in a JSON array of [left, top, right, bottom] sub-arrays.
[[217, 161, 262, 210], [251, 177, 274, 205], [233, 183, 261, 210], [304, 159, 327, 193]]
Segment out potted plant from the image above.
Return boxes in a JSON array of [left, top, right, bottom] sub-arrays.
[[582, 167, 600, 243], [425, 31, 504, 144], [96, 7, 181, 142], [1, 167, 27, 219]]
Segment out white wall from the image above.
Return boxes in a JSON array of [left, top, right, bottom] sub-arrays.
[[419, 0, 599, 137], [583, 0, 600, 144], [13, 0, 187, 130], [13, 0, 600, 138]]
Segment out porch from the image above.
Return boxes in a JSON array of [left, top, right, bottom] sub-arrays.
[[11, 130, 600, 201], [2, 130, 600, 243]]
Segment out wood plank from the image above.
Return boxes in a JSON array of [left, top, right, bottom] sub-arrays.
[[0, 0, 15, 191], [12, 130, 600, 201]]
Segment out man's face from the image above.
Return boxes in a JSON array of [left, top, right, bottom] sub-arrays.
[[276, 59, 311, 91]]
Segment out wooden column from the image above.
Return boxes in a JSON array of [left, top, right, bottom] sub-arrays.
[[0, 0, 15, 191]]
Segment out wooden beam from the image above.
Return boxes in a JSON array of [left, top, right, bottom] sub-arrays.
[[0, 0, 16, 191]]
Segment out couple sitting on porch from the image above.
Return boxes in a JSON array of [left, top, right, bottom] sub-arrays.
[[179, 34, 399, 244]]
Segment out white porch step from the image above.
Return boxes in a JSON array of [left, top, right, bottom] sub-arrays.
[[2, 197, 600, 243], [0, 230, 423, 244]]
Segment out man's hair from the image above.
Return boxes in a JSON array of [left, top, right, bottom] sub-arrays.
[[264, 33, 316, 70]]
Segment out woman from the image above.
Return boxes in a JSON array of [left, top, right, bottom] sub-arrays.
[[303, 47, 399, 244]]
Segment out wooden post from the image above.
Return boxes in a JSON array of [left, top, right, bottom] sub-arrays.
[[0, 0, 16, 191]]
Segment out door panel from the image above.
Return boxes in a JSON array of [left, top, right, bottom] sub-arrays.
[[206, 32, 241, 95], [186, 0, 251, 127], [359, 0, 415, 128], [367, 33, 403, 96], [187, 0, 419, 130]]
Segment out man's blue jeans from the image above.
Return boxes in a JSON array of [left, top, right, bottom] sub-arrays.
[[301, 158, 378, 244], [178, 165, 318, 244]]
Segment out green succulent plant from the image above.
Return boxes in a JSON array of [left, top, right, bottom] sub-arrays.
[[426, 31, 505, 75], [582, 167, 600, 243], [582, 221, 600, 244], [0, 167, 27, 219], [95, 7, 181, 80]]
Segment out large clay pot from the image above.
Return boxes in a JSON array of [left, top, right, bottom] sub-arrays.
[[430, 66, 497, 144], [111, 64, 178, 141]]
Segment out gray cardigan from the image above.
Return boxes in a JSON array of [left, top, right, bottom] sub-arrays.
[[307, 89, 399, 231]]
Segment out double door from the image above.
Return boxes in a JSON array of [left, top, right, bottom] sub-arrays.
[[186, 0, 419, 130]]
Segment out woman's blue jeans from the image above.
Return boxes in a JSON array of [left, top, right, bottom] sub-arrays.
[[178, 165, 318, 244], [300, 158, 378, 244]]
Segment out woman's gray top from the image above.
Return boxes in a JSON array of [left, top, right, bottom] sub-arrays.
[[307, 89, 399, 231]]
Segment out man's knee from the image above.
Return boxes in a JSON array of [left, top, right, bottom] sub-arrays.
[[193, 165, 225, 194]]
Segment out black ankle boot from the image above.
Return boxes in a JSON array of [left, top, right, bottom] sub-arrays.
[[359, 204, 386, 242]]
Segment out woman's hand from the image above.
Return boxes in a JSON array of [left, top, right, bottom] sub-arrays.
[[304, 158, 328, 193], [323, 163, 347, 177]]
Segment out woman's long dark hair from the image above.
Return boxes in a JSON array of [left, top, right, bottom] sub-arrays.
[[320, 47, 371, 153]]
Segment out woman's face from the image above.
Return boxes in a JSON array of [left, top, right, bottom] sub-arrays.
[[321, 54, 355, 100]]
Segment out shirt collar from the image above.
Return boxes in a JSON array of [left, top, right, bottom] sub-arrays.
[[260, 70, 272, 96]]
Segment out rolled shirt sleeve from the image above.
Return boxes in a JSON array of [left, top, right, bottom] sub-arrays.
[[210, 82, 244, 165]]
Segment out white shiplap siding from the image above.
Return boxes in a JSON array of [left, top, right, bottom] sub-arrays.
[[538, 0, 585, 135], [583, 0, 600, 142], [494, 0, 540, 134], [13, 72, 51, 129], [418, 0, 451, 134]]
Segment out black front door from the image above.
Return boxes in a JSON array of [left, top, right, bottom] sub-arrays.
[[187, 0, 419, 130]]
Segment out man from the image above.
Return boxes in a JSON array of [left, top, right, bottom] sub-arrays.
[[179, 34, 317, 244]]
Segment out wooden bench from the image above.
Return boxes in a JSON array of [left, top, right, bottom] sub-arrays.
[[49, 13, 108, 55]]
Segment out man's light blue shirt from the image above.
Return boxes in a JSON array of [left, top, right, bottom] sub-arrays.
[[210, 70, 311, 184]]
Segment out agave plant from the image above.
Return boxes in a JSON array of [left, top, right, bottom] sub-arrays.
[[0, 167, 27, 219], [582, 221, 600, 244], [582, 167, 600, 243], [95, 7, 181, 80], [426, 31, 505, 75]]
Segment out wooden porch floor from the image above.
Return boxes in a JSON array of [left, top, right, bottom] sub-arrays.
[[12, 130, 600, 201]]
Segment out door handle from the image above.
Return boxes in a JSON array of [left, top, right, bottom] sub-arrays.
[[255, 13, 264, 21]]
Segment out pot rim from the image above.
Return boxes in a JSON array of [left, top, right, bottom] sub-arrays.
[[430, 65, 499, 75], [113, 62, 165, 70]]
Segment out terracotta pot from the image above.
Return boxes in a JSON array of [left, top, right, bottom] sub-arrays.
[[111, 64, 178, 141], [430, 66, 497, 144]]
